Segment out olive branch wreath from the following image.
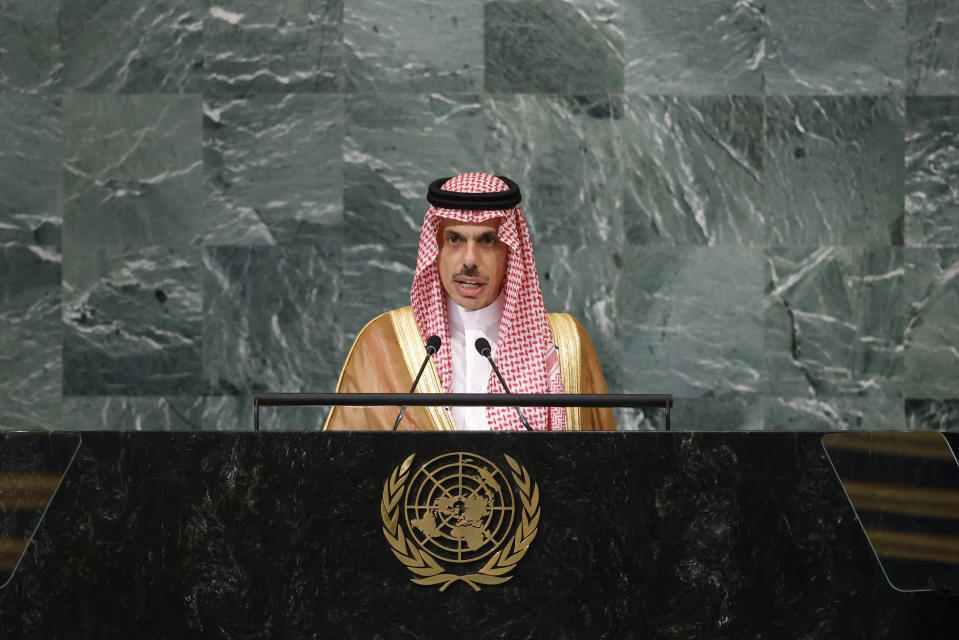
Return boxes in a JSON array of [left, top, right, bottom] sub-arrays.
[[380, 453, 541, 592]]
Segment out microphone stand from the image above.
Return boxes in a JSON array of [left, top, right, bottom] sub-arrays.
[[392, 336, 441, 431], [475, 338, 533, 431]]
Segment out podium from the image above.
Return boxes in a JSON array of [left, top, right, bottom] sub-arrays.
[[0, 430, 956, 638]]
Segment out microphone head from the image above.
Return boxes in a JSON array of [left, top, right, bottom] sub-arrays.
[[474, 337, 492, 357], [425, 335, 441, 355]]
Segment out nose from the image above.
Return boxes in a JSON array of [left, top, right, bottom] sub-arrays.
[[463, 240, 478, 267]]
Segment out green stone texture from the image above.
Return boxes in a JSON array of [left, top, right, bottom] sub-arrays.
[[906, 0, 959, 95], [904, 248, 959, 398], [62, 94, 204, 252], [765, 96, 905, 246], [203, 94, 344, 245], [762, 396, 906, 430], [61, 246, 204, 396], [906, 399, 959, 430], [0, 245, 62, 429], [625, 394, 763, 431], [0, 0, 957, 430], [906, 97, 959, 247], [484, 0, 623, 94], [0, 0, 61, 93], [614, 407, 667, 431], [61, 396, 207, 430], [765, 0, 905, 94], [203, 395, 330, 430], [764, 247, 904, 398], [624, 0, 765, 94], [484, 94, 623, 247], [341, 244, 414, 331], [616, 247, 764, 403], [201, 243, 346, 397], [203, 0, 343, 92], [536, 243, 624, 395], [344, 0, 483, 92], [344, 94, 484, 262], [0, 95, 62, 246], [60, 0, 204, 92], [58, 395, 322, 431], [623, 95, 765, 246]]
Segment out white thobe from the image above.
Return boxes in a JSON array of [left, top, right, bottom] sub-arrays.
[[446, 294, 505, 431]]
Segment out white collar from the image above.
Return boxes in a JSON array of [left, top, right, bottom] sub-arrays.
[[447, 292, 505, 336]]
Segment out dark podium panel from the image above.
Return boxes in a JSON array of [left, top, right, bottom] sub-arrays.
[[0, 431, 955, 639]]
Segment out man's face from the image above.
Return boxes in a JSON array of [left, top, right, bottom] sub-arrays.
[[437, 218, 509, 311]]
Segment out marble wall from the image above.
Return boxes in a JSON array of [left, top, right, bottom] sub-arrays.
[[1, 0, 957, 430]]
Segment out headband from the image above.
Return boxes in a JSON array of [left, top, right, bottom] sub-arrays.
[[426, 176, 522, 211]]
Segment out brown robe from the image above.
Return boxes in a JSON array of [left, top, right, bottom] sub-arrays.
[[324, 309, 616, 431]]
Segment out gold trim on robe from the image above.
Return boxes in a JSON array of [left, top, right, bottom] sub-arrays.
[[389, 307, 456, 431], [547, 312, 582, 430]]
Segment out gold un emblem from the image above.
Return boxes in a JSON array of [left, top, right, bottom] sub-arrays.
[[380, 452, 540, 591]]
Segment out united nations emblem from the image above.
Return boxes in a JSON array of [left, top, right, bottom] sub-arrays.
[[380, 452, 540, 591]]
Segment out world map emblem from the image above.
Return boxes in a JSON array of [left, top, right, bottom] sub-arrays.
[[380, 452, 540, 591]]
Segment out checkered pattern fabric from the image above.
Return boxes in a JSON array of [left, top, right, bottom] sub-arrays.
[[411, 172, 566, 430]]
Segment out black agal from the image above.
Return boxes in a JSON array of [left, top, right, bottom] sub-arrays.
[[426, 176, 522, 211]]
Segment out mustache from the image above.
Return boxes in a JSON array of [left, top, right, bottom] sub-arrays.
[[453, 267, 488, 281]]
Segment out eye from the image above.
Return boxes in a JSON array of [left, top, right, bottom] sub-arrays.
[[447, 234, 459, 244]]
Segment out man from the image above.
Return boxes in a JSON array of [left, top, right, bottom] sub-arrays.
[[324, 172, 614, 431]]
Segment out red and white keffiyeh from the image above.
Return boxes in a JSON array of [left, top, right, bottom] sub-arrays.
[[411, 172, 565, 431]]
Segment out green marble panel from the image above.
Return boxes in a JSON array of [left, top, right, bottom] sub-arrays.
[[60, 395, 278, 430], [623, 0, 764, 94], [0, 0, 61, 93], [484, 0, 623, 94], [623, 95, 764, 246], [536, 243, 623, 394], [259, 406, 331, 430], [205, 395, 328, 430], [202, 244, 345, 397], [614, 407, 666, 431], [764, 247, 904, 398], [204, 0, 343, 92], [62, 94, 203, 252], [676, 394, 763, 430], [203, 396, 254, 430], [905, 97, 959, 247], [65, 395, 322, 431], [616, 247, 764, 399], [649, 394, 762, 431], [1, 0, 948, 433], [203, 94, 343, 245], [344, 93, 484, 261], [905, 399, 959, 430], [60, 0, 203, 92], [344, 0, 482, 92], [765, 0, 905, 94], [56, 396, 325, 431], [904, 248, 959, 398], [340, 244, 414, 338], [762, 396, 905, 430], [60, 396, 206, 430], [0, 95, 61, 247], [618, 400, 771, 431], [765, 96, 904, 246], [0, 245, 61, 429], [906, 0, 959, 95], [62, 246, 203, 396], [484, 94, 623, 247]]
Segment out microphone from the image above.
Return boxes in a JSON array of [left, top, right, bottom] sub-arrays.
[[474, 338, 533, 431], [391, 335, 442, 431]]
